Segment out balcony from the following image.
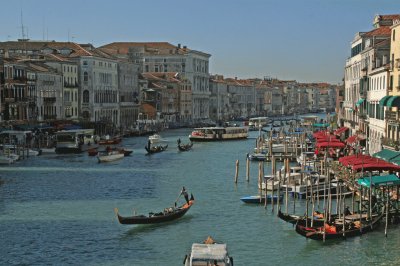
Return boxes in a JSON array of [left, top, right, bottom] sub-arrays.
[[64, 82, 78, 88], [382, 137, 400, 150], [385, 110, 398, 122], [13, 76, 27, 82], [43, 97, 56, 103], [358, 112, 367, 120], [4, 97, 15, 103], [64, 101, 72, 106]]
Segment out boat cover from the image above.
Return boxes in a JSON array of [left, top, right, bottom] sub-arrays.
[[190, 243, 227, 261]]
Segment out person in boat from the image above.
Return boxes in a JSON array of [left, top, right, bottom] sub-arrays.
[[344, 206, 351, 216], [181, 186, 189, 204], [177, 138, 181, 145], [147, 140, 151, 150]]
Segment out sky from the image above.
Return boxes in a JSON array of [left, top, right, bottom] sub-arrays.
[[1, 0, 400, 84]]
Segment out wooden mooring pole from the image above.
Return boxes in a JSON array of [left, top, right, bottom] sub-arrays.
[[234, 160, 239, 183]]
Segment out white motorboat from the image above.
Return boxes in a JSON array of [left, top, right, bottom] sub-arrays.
[[97, 151, 124, 163], [148, 134, 168, 144], [0, 155, 15, 165], [183, 236, 233, 266]]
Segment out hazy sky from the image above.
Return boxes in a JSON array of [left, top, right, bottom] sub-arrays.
[[1, 0, 400, 84]]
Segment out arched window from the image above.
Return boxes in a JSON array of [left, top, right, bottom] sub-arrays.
[[83, 90, 89, 103]]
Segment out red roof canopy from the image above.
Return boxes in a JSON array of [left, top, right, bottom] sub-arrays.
[[334, 127, 349, 136], [316, 142, 345, 148]]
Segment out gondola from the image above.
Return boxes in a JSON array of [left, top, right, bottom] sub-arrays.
[[114, 194, 194, 224], [178, 142, 193, 151], [277, 209, 327, 227], [145, 144, 168, 154], [295, 212, 384, 240]]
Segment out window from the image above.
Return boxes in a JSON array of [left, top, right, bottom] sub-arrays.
[[84, 72, 88, 82], [394, 30, 396, 41], [83, 61, 88, 66]]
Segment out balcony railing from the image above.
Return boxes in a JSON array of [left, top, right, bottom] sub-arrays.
[[5, 97, 17, 103], [64, 101, 72, 106], [358, 112, 367, 120], [385, 110, 398, 121], [382, 137, 400, 150]]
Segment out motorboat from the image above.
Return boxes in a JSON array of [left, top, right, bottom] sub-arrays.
[[183, 236, 233, 266], [97, 151, 124, 163]]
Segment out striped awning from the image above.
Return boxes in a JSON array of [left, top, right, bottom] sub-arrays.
[[379, 95, 392, 107], [356, 98, 365, 107], [386, 96, 400, 107]]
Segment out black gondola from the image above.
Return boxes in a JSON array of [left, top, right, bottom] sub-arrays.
[[114, 194, 194, 225], [178, 142, 193, 151], [278, 209, 331, 227], [145, 144, 168, 154], [295, 212, 384, 240]]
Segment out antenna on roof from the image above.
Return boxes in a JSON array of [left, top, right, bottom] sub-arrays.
[[20, 8, 26, 40]]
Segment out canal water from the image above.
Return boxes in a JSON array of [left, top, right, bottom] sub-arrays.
[[1, 126, 399, 265]]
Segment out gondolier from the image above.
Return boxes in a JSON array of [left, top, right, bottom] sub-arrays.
[[181, 186, 189, 204]]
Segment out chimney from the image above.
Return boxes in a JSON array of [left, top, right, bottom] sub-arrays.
[[178, 43, 181, 49], [183, 45, 187, 49]]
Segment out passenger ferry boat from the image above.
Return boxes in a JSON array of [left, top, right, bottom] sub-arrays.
[[189, 126, 248, 141], [55, 129, 98, 154]]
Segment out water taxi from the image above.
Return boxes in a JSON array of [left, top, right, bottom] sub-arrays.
[[189, 126, 248, 141]]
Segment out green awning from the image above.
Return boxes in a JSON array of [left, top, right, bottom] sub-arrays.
[[379, 95, 392, 107], [349, 108, 354, 112], [356, 98, 365, 107], [358, 174, 400, 187], [372, 149, 400, 161], [313, 123, 329, 128], [387, 96, 400, 107]]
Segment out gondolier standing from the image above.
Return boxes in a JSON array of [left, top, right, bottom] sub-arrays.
[[181, 186, 189, 204]]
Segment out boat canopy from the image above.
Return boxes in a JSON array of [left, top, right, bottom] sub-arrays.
[[358, 174, 400, 187], [190, 243, 228, 262]]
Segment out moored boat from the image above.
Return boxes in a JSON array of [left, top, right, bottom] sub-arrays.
[[114, 194, 194, 224], [189, 126, 248, 141], [295, 212, 384, 240], [183, 236, 233, 266], [240, 194, 283, 204]]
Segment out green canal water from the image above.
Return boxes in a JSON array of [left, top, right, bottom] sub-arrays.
[[1, 127, 400, 265]]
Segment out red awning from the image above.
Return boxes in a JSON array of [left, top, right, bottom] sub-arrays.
[[316, 137, 341, 142], [316, 142, 346, 149], [334, 127, 349, 136], [346, 134, 366, 144], [313, 131, 329, 138]]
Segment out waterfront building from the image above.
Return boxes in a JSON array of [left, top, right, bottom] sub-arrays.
[[362, 35, 390, 154], [31, 62, 63, 122], [116, 59, 140, 132], [100, 42, 211, 122], [209, 75, 229, 122], [2, 59, 29, 121], [77, 44, 120, 127], [140, 72, 181, 127], [344, 31, 364, 135], [44, 55, 79, 120], [385, 18, 400, 149]]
